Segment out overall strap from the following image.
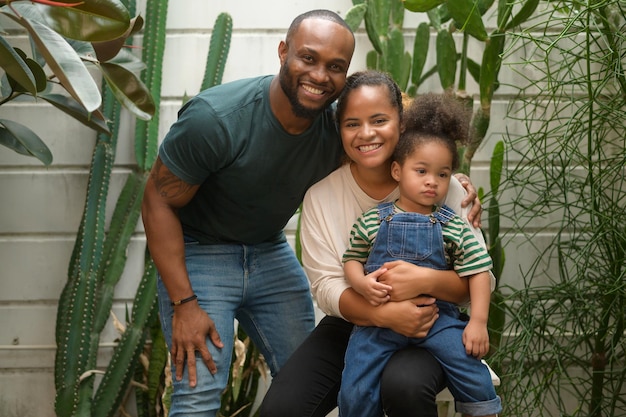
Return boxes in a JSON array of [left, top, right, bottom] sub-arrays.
[[432, 204, 457, 225], [376, 202, 395, 221]]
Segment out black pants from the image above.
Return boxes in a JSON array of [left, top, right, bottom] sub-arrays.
[[259, 316, 447, 417]]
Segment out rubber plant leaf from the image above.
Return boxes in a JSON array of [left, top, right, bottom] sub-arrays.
[[0, 118, 53, 165], [5, 47, 48, 93], [404, 0, 446, 13], [99, 61, 155, 120], [93, 15, 144, 62], [3, 12, 102, 112], [40, 93, 110, 134], [0, 38, 37, 95], [7, 0, 131, 42]]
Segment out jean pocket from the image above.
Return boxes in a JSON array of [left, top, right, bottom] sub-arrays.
[[386, 221, 433, 260]]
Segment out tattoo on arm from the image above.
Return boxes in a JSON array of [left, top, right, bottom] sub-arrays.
[[152, 159, 194, 199]]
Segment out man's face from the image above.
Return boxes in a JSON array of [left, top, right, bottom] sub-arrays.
[[278, 18, 354, 120]]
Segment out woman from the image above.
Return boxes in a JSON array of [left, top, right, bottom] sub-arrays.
[[260, 71, 490, 417]]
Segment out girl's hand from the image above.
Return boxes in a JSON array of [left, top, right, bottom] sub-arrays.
[[355, 268, 392, 306], [462, 319, 490, 358]]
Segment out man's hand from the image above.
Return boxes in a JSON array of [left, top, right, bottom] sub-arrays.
[[171, 302, 224, 387], [454, 173, 482, 228]]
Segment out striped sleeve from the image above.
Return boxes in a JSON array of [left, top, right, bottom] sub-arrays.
[[342, 207, 381, 264], [443, 216, 493, 277]]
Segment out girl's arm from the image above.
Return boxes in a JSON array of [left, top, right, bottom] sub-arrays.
[[462, 271, 492, 358]]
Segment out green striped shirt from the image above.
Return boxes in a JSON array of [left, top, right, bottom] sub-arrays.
[[343, 204, 493, 277]]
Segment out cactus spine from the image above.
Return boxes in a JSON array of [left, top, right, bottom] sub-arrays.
[[54, 0, 168, 415], [201, 13, 233, 90]]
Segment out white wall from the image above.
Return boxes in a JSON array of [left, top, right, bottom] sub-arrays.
[[0, 1, 532, 416]]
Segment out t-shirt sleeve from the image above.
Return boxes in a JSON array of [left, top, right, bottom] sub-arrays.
[[158, 97, 230, 185], [342, 216, 372, 264], [448, 217, 493, 276]]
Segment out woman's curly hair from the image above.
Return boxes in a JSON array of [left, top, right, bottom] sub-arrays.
[[394, 92, 471, 171]]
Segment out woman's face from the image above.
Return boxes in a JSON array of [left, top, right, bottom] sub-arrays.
[[339, 85, 401, 170]]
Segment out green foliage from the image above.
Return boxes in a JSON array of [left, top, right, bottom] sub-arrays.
[[52, 0, 166, 415], [218, 326, 267, 417], [493, 0, 626, 414], [0, 0, 154, 164]]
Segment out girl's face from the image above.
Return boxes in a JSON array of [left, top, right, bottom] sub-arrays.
[[391, 141, 453, 214], [339, 85, 401, 170]]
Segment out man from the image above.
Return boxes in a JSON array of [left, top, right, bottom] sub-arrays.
[[141, 9, 356, 416]]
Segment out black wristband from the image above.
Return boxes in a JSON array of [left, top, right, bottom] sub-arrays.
[[171, 294, 197, 306]]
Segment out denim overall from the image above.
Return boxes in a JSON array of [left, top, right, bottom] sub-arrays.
[[338, 202, 502, 417]]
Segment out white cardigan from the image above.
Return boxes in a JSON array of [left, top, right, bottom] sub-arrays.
[[300, 163, 495, 319]]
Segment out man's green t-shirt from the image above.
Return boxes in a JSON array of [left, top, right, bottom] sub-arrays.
[[159, 75, 344, 244]]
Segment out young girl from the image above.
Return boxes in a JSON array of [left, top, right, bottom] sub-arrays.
[[260, 71, 487, 417], [339, 92, 501, 417]]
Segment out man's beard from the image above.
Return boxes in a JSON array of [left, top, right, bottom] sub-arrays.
[[279, 63, 327, 120]]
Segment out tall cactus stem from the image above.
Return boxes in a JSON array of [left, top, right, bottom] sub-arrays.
[[201, 13, 233, 90]]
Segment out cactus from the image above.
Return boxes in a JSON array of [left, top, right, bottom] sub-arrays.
[[53, 0, 168, 416], [201, 13, 233, 90], [54, 75, 119, 417]]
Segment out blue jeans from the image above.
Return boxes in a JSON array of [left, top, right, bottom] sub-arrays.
[[339, 303, 501, 417], [157, 238, 315, 417]]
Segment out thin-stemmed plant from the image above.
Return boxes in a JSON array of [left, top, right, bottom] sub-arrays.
[[493, 0, 626, 415]]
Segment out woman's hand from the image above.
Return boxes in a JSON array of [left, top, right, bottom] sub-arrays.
[[454, 173, 482, 228], [374, 296, 439, 338], [378, 260, 470, 305]]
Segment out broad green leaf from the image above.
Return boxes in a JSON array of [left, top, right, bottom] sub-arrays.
[[364, 0, 385, 54], [387, 28, 408, 89], [489, 140, 504, 194], [0, 118, 53, 164], [7, 50, 48, 93], [404, 0, 447, 12], [3, 12, 102, 111], [447, 0, 489, 41], [505, 0, 540, 30], [466, 57, 481, 84], [0, 39, 37, 95], [366, 49, 379, 70], [106, 47, 146, 73], [479, 33, 504, 108], [93, 15, 143, 62], [344, 3, 367, 32], [436, 29, 457, 89], [99, 62, 155, 120], [411, 22, 430, 86], [40, 93, 110, 134], [8, 0, 131, 42]]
